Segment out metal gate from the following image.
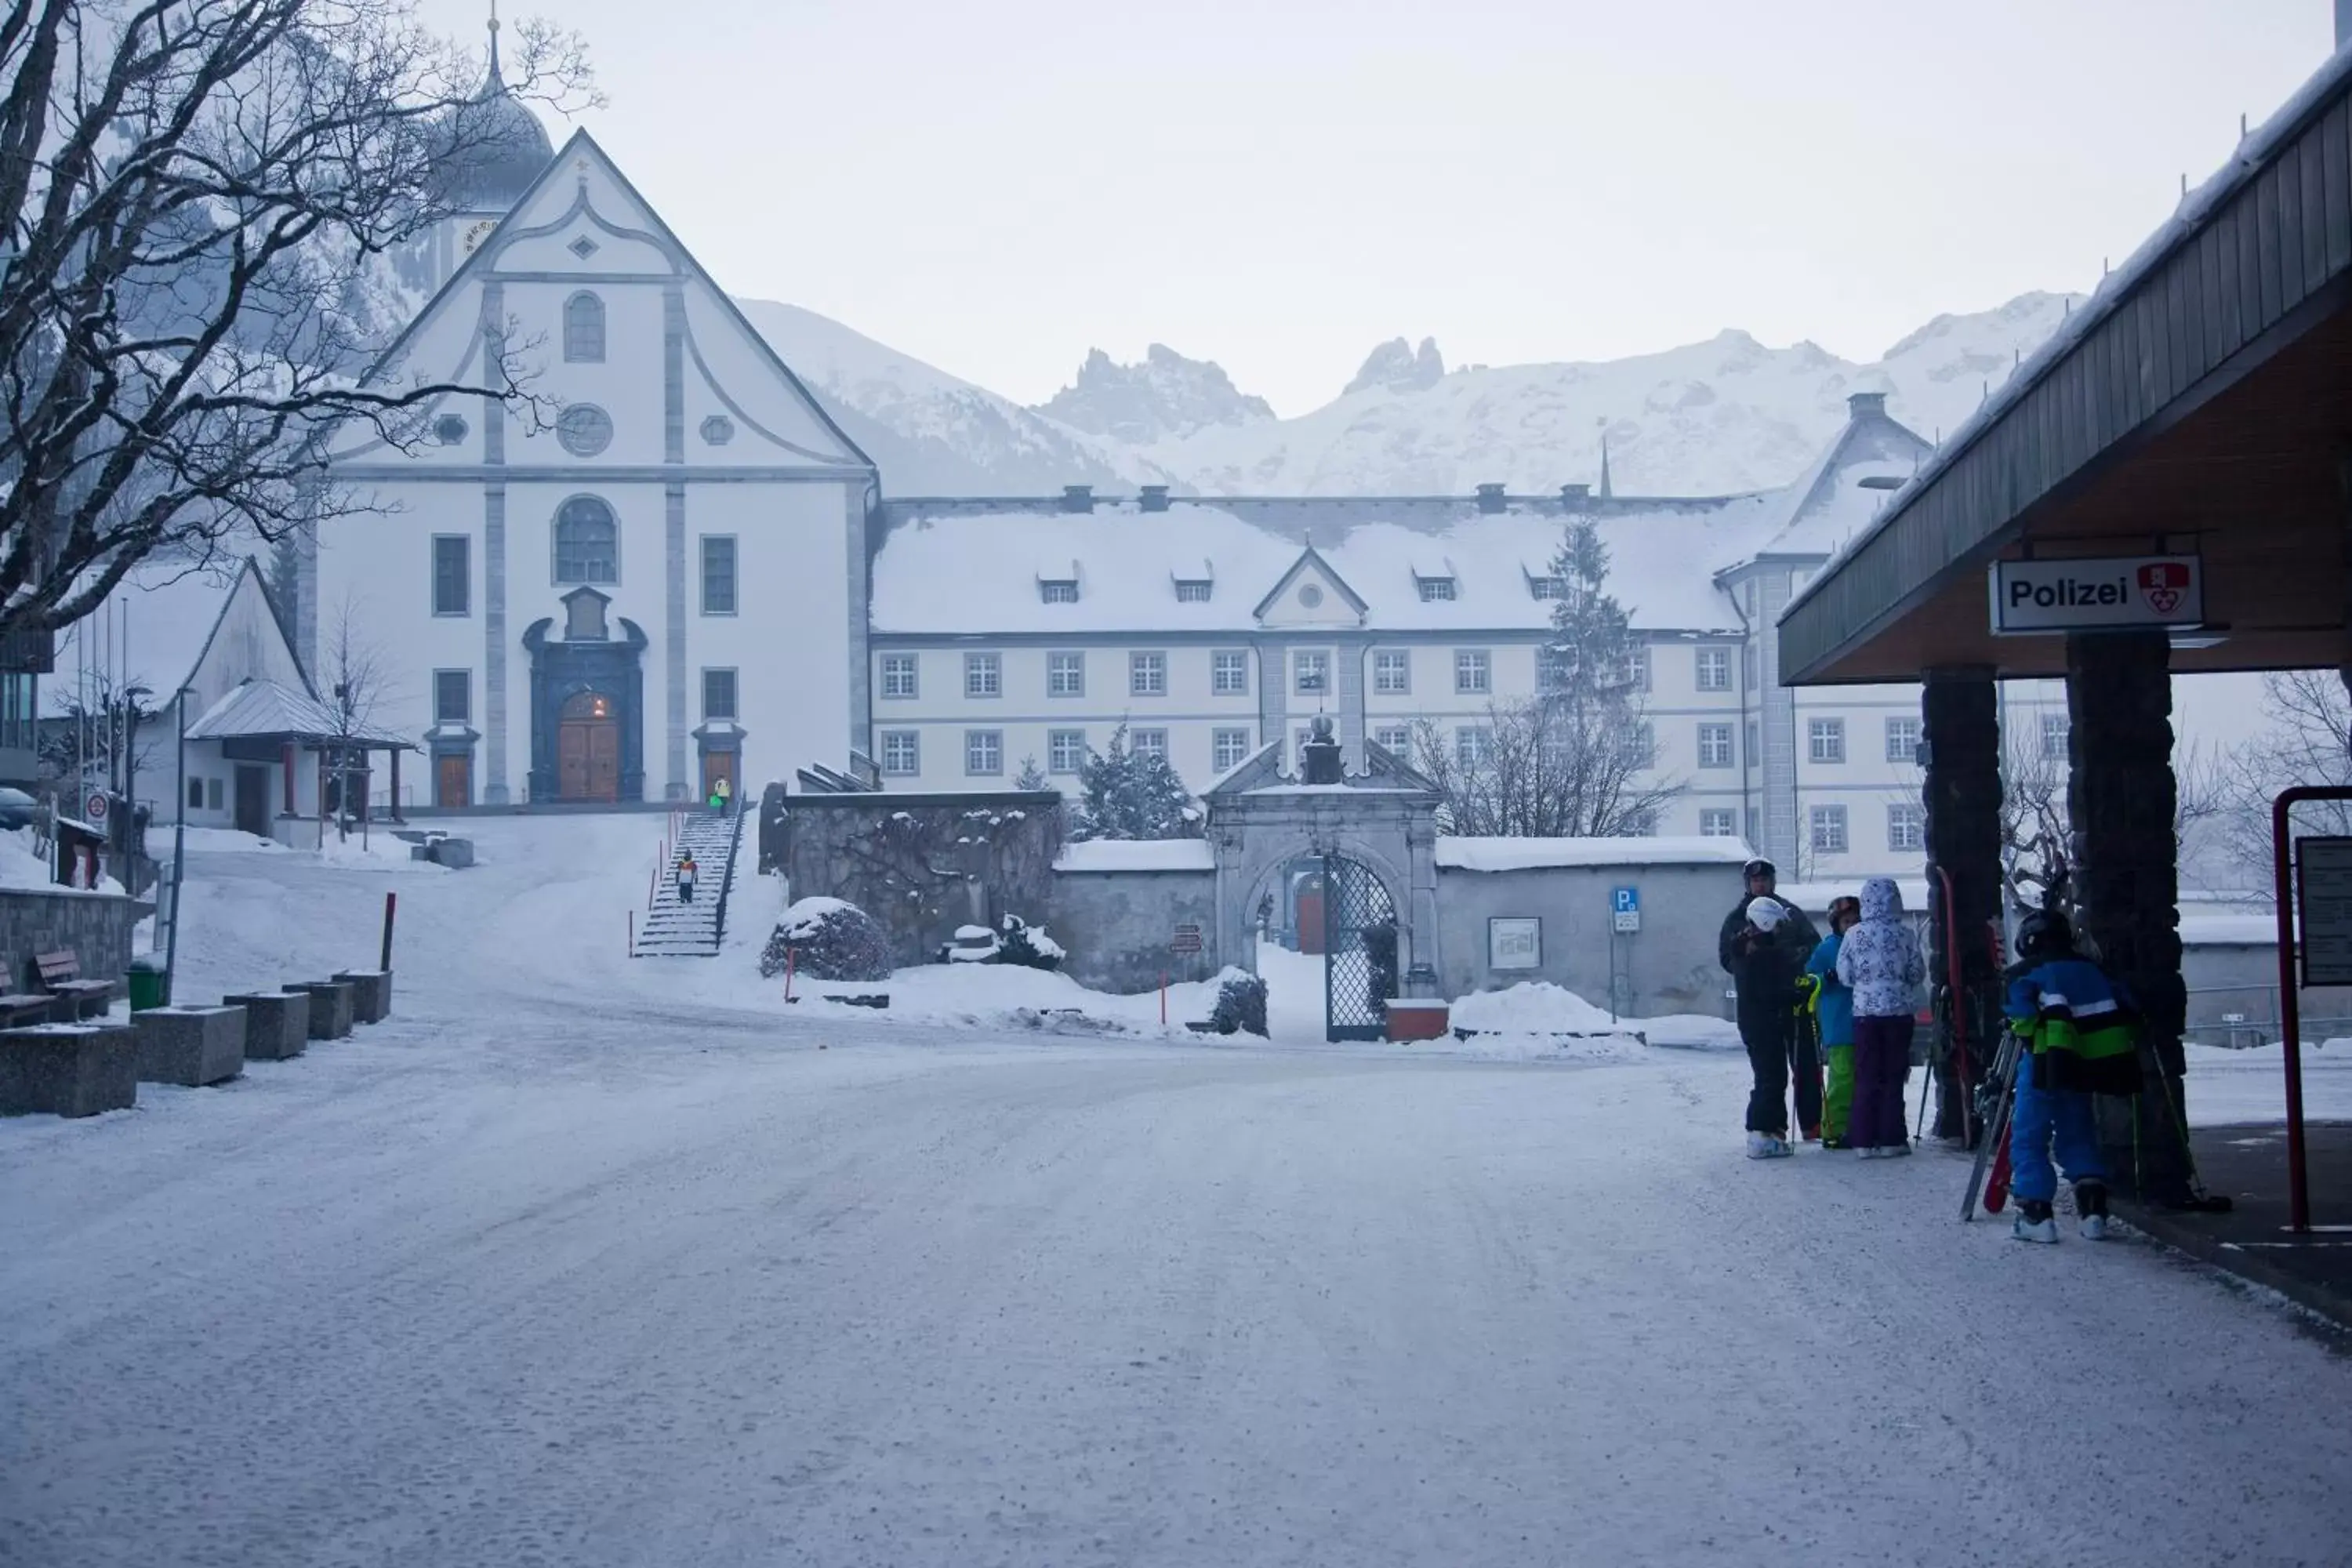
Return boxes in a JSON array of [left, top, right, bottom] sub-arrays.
[[1322, 854, 1399, 1041]]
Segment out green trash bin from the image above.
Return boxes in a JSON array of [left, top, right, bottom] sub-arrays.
[[128, 954, 166, 1012]]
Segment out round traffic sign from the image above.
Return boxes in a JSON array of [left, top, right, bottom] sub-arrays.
[[86, 792, 108, 821]]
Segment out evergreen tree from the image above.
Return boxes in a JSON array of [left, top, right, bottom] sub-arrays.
[[1011, 756, 1051, 793], [1070, 724, 1199, 840]]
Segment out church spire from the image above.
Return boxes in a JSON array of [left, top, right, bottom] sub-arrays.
[[1597, 419, 1613, 500], [485, 0, 505, 89]]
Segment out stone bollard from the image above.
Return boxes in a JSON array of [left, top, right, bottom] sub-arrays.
[[332, 970, 392, 1025], [290, 981, 354, 1040], [132, 1006, 247, 1087], [225, 993, 310, 1061], [0, 1022, 139, 1117]]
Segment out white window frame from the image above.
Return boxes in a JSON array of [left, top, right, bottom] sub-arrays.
[[701, 667, 739, 722], [879, 731, 920, 776], [699, 534, 738, 616], [1456, 725, 1494, 768], [1886, 716, 1922, 764], [2042, 711, 2070, 760], [1373, 650, 1410, 695], [1211, 728, 1252, 771], [1175, 580, 1214, 604], [432, 669, 470, 726], [964, 728, 1004, 776], [1695, 646, 1731, 692], [1454, 649, 1491, 695], [1131, 728, 1170, 762], [1039, 579, 1079, 604], [1700, 807, 1737, 837], [1048, 728, 1087, 775], [1374, 725, 1411, 754], [1888, 803, 1926, 853], [1047, 651, 1086, 699], [964, 652, 1002, 699], [1417, 576, 1457, 602], [1809, 804, 1849, 855], [1294, 649, 1330, 695], [880, 654, 918, 700], [1210, 649, 1250, 696], [1131, 651, 1168, 698], [1808, 717, 1846, 764], [1697, 722, 1733, 768]]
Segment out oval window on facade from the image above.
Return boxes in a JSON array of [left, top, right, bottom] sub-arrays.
[[557, 404, 614, 458]]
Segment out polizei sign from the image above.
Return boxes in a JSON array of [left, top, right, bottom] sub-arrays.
[[1988, 555, 2204, 634]]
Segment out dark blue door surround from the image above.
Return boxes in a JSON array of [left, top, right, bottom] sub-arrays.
[[523, 597, 648, 804]]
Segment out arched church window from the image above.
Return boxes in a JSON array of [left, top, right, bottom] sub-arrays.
[[564, 291, 605, 363], [554, 495, 618, 584]]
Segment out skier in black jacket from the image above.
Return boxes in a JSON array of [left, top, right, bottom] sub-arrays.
[[1719, 858, 1822, 1156]]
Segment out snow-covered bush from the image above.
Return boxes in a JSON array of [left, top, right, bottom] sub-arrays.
[[1210, 972, 1269, 1037], [994, 914, 1065, 972], [760, 897, 891, 982]]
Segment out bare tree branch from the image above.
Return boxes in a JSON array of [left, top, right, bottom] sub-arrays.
[[1, 0, 598, 641]]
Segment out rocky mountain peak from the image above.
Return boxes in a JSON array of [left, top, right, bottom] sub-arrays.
[[1343, 336, 1445, 397], [1035, 344, 1274, 445]]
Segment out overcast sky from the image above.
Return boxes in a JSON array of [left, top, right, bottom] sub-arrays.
[[424, 1, 2337, 416]]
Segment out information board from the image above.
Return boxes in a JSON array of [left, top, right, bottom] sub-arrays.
[[2296, 837, 2352, 987]]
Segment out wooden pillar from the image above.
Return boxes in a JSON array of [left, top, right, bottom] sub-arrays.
[[1922, 667, 2004, 1142], [281, 743, 296, 815], [389, 749, 403, 822], [2066, 629, 2191, 1203]]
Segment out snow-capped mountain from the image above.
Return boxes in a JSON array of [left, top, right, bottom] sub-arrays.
[[1036, 345, 1274, 445], [737, 292, 2078, 499], [733, 299, 1178, 496], [1140, 292, 2082, 497]]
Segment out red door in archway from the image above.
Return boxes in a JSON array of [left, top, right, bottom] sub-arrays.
[[557, 691, 620, 802]]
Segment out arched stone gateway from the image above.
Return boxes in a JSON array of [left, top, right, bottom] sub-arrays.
[[1205, 717, 1443, 1041]]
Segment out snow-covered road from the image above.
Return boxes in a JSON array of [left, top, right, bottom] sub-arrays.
[[7, 1022, 2350, 1566], [5, 822, 2350, 1566]]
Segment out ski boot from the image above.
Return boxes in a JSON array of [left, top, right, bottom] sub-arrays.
[[2013, 1199, 2059, 1244], [2075, 1181, 2111, 1241], [1746, 1131, 1793, 1160]]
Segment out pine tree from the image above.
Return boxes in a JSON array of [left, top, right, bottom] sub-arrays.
[[1012, 756, 1051, 793], [1070, 724, 1199, 840]]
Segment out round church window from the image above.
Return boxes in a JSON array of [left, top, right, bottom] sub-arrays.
[[1298, 584, 1324, 608], [432, 413, 468, 446], [557, 403, 614, 458]]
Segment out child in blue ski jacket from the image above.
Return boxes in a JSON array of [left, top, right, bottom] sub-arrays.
[[2003, 908, 2143, 1243], [1798, 895, 1862, 1149]]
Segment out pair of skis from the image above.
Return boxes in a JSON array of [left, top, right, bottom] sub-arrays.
[[1959, 1028, 2024, 1221]]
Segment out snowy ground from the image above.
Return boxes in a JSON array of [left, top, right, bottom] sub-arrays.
[[4, 818, 2350, 1566]]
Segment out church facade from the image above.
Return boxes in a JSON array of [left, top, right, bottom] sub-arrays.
[[296, 56, 876, 808]]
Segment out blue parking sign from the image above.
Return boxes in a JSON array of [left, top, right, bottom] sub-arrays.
[[1611, 885, 1640, 933]]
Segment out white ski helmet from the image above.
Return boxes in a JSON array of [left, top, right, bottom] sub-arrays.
[[1746, 896, 1788, 931]]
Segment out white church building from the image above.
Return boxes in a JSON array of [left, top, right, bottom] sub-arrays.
[[296, 44, 877, 811], [278, 35, 2071, 880]]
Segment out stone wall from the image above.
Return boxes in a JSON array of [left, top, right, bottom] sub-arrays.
[[0, 887, 153, 996], [1051, 868, 1221, 993], [776, 790, 1064, 966], [1432, 862, 1746, 1019]]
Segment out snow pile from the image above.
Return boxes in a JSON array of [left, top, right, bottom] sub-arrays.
[[1451, 981, 1635, 1038], [317, 831, 448, 874], [764, 897, 892, 983]]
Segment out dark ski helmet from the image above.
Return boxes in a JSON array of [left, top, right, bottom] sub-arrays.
[[2016, 909, 2075, 960], [1741, 858, 1777, 883], [1827, 895, 1862, 931]]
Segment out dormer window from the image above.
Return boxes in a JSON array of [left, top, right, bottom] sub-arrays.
[[1417, 576, 1457, 602], [1526, 572, 1568, 601], [1039, 579, 1079, 604], [1174, 579, 1213, 604]]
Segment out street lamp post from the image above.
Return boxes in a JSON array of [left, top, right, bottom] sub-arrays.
[[164, 686, 191, 1006]]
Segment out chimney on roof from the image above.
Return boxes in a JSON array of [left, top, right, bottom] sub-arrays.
[[1475, 483, 1508, 515], [1138, 485, 1171, 514], [1846, 390, 1888, 423], [1559, 483, 1592, 510], [1061, 484, 1094, 514]]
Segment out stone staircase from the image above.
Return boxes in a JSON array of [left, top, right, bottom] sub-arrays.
[[632, 805, 746, 959]]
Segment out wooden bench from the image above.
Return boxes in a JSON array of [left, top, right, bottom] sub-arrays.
[[0, 992, 64, 1028], [33, 952, 114, 1021]]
